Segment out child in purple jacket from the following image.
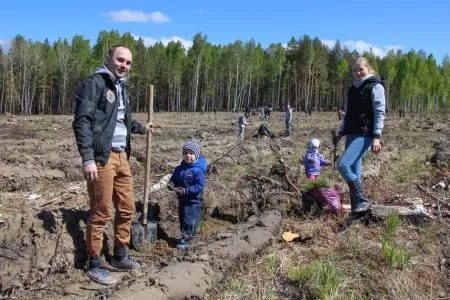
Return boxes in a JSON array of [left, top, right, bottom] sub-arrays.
[[304, 138, 331, 180]]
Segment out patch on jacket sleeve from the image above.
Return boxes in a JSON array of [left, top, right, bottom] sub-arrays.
[[106, 90, 116, 103]]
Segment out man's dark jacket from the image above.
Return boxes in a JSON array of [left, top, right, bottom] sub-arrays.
[[73, 72, 146, 166]]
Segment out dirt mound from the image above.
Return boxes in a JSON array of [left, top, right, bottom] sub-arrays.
[[431, 139, 450, 167]]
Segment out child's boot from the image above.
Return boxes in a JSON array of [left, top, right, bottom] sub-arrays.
[[176, 238, 188, 250]]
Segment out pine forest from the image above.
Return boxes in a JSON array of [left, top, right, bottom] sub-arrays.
[[1, 30, 449, 115]]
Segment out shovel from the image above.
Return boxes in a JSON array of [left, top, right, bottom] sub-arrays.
[[131, 85, 157, 251], [331, 129, 338, 172]]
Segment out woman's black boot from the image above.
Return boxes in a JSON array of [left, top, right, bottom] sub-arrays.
[[347, 180, 370, 214]]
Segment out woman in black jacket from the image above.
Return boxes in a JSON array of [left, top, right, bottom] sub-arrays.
[[334, 57, 386, 218]]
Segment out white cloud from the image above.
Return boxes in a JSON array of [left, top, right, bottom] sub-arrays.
[[136, 36, 159, 46], [0, 39, 11, 51], [149, 11, 171, 24], [161, 36, 193, 49], [105, 10, 171, 24], [321, 39, 338, 49], [132, 34, 192, 50], [321, 39, 403, 58]]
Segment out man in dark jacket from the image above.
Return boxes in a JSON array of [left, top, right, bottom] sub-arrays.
[[73, 45, 152, 285], [256, 123, 275, 138]]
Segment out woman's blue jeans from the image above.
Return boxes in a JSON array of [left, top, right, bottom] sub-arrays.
[[337, 134, 372, 182]]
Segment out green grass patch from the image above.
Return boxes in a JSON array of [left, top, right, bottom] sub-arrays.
[[380, 214, 413, 269], [216, 275, 276, 300], [381, 147, 433, 183], [382, 213, 401, 239], [312, 260, 345, 300], [286, 265, 312, 282], [262, 254, 280, 274], [280, 200, 292, 214], [286, 260, 345, 300], [221, 164, 253, 180], [381, 239, 413, 269], [221, 277, 250, 297]]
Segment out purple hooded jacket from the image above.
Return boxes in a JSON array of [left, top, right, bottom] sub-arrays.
[[304, 146, 329, 177]]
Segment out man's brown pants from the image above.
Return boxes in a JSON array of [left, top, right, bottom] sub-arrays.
[[86, 151, 134, 258]]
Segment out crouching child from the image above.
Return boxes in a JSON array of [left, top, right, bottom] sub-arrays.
[[301, 179, 342, 215], [168, 141, 207, 250]]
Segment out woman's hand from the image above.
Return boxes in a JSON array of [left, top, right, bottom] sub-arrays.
[[333, 133, 343, 145], [371, 138, 381, 153]]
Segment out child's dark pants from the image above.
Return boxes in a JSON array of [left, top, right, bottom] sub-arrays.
[[178, 201, 202, 239]]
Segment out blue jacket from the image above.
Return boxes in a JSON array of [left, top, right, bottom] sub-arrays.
[[304, 148, 329, 177], [169, 156, 207, 204]]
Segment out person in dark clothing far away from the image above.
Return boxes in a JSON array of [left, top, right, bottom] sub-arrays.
[[256, 123, 275, 138]]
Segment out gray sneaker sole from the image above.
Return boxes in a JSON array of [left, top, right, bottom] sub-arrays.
[[85, 272, 118, 285]]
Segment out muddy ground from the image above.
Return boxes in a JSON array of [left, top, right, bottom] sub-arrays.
[[0, 111, 449, 299]]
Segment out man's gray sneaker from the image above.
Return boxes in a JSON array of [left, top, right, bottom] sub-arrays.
[[111, 256, 141, 269], [85, 267, 118, 285]]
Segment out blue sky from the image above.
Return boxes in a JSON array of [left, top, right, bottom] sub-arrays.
[[1, 0, 448, 64]]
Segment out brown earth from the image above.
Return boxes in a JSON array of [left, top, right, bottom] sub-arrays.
[[0, 111, 449, 299]]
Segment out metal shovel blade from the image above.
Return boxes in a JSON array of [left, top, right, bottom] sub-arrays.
[[131, 222, 146, 251], [131, 221, 157, 251]]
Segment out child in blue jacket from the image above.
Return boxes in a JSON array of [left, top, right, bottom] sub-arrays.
[[304, 138, 330, 180], [168, 140, 207, 250]]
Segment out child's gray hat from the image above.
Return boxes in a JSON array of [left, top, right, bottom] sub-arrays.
[[183, 141, 201, 159], [309, 138, 320, 148]]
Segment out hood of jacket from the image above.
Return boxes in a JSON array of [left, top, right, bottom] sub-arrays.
[[306, 145, 319, 154], [181, 156, 207, 173], [94, 64, 127, 84]]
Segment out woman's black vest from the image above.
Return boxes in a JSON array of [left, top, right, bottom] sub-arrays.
[[343, 76, 383, 136]]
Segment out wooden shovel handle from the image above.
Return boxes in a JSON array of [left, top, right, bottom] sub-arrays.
[[142, 85, 154, 225]]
